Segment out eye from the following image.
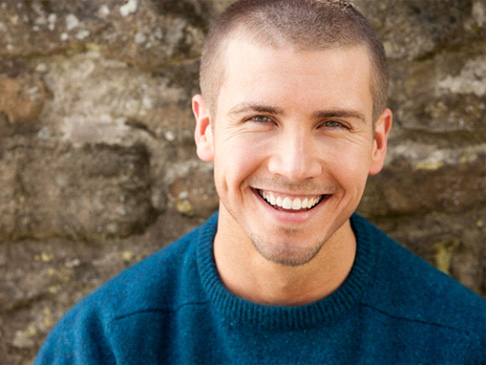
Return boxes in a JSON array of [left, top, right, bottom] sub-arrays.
[[248, 115, 273, 123], [320, 120, 350, 130]]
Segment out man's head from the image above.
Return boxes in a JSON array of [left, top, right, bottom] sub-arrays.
[[193, 0, 392, 268], [200, 0, 389, 121]]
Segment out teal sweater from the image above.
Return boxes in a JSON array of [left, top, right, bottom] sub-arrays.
[[36, 213, 486, 364]]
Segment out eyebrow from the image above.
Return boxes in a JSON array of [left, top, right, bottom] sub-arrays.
[[228, 103, 285, 117], [312, 108, 366, 123]]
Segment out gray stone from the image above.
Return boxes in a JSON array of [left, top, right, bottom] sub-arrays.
[[0, 0, 209, 69], [389, 50, 486, 132], [354, 0, 485, 61], [0, 140, 155, 242], [360, 143, 486, 215]]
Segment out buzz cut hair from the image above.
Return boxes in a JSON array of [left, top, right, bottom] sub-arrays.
[[199, 0, 389, 122]]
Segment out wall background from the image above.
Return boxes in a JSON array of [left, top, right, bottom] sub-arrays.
[[0, 0, 484, 363]]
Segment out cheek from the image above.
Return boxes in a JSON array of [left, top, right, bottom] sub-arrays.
[[324, 141, 372, 183], [213, 135, 267, 189]]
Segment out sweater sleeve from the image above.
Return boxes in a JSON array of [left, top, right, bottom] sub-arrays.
[[34, 303, 117, 365]]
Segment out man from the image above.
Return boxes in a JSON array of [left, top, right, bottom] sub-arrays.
[[36, 0, 485, 363]]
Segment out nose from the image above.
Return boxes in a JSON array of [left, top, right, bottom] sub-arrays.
[[267, 130, 322, 181]]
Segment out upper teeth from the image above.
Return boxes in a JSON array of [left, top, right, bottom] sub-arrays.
[[259, 190, 323, 210]]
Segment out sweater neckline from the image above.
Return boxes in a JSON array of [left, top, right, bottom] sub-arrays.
[[196, 213, 378, 331]]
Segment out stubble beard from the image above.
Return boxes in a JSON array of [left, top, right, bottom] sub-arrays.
[[248, 227, 328, 267]]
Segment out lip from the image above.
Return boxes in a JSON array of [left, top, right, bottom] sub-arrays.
[[258, 189, 323, 199], [251, 187, 330, 225]]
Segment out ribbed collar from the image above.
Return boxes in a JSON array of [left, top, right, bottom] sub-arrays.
[[196, 213, 378, 331]]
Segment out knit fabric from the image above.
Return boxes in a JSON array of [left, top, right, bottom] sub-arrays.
[[35, 213, 486, 364]]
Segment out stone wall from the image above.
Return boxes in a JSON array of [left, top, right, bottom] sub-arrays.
[[0, 0, 484, 363]]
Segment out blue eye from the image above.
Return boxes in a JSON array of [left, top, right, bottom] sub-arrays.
[[322, 120, 348, 129], [250, 115, 272, 123]]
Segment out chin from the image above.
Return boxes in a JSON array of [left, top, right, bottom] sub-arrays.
[[249, 231, 326, 267]]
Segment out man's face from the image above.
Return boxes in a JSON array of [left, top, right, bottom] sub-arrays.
[[194, 36, 391, 266]]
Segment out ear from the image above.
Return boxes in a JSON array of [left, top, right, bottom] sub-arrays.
[[192, 94, 214, 162], [369, 108, 392, 176]]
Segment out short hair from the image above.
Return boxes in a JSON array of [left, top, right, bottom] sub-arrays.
[[199, 0, 389, 121]]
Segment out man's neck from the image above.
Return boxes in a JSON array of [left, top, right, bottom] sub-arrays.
[[213, 213, 357, 306]]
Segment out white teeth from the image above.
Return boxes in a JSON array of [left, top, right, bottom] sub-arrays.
[[283, 197, 292, 209], [270, 194, 276, 205], [259, 190, 323, 211]]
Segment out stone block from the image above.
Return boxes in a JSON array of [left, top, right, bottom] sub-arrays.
[[389, 52, 486, 132], [355, 0, 485, 61], [0, 140, 155, 241], [0, 0, 208, 69], [360, 144, 486, 215], [38, 52, 195, 146]]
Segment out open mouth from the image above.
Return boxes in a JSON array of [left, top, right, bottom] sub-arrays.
[[257, 189, 325, 212]]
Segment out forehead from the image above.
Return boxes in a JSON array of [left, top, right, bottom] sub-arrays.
[[218, 35, 374, 118]]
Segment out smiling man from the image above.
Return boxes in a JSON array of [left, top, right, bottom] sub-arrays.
[[193, 38, 389, 306], [36, 0, 485, 364]]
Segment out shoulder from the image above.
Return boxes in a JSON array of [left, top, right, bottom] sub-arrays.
[[354, 215, 486, 343], [76, 216, 214, 317], [35, 215, 217, 363]]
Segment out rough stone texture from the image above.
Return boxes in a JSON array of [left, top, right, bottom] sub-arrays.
[[355, 0, 486, 61], [0, 140, 155, 241], [0, 0, 485, 363], [360, 144, 486, 215], [0, 0, 209, 68]]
